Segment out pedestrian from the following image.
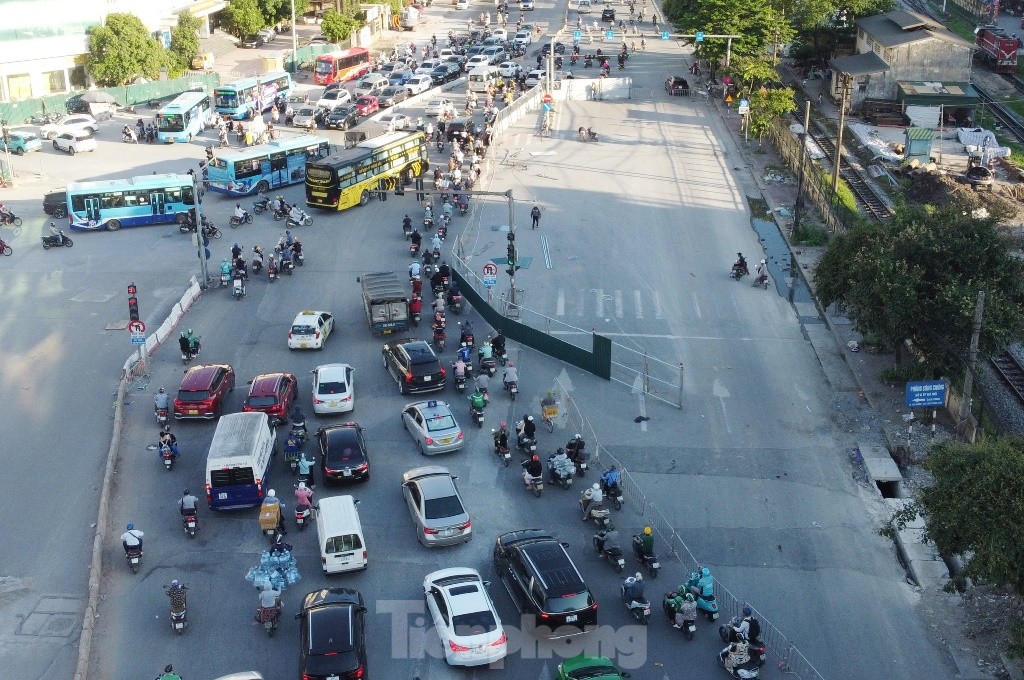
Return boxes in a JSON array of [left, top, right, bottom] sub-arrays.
[[530, 204, 541, 229], [817, 92, 823, 105]]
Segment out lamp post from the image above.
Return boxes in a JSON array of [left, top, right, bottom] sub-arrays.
[[290, 0, 299, 72]]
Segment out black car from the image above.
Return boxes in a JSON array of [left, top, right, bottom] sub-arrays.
[[382, 338, 446, 394], [378, 85, 410, 108], [430, 63, 460, 85], [325, 104, 360, 130], [297, 588, 368, 680], [542, 42, 566, 55], [466, 45, 486, 58], [318, 423, 370, 483], [601, 8, 616, 21], [446, 117, 483, 142], [43, 189, 68, 218], [493, 529, 598, 637], [444, 54, 468, 70], [240, 34, 265, 48]]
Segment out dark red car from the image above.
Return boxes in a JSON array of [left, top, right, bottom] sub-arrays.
[[173, 364, 236, 420], [355, 95, 379, 116], [242, 372, 298, 425]]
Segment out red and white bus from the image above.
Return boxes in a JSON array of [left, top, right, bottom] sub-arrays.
[[313, 48, 372, 86]]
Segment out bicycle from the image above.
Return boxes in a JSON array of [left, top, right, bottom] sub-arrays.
[[541, 394, 558, 432]]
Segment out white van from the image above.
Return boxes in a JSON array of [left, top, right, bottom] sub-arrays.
[[316, 495, 368, 574], [578, 0, 593, 12], [205, 412, 276, 510], [467, 65, 500, 93]]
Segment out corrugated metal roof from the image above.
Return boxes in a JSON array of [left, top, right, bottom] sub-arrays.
[[897, 81, 981, 106], [857, 10, 975, 49], [830, 51, 891, 76]]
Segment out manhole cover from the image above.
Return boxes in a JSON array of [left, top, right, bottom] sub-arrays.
[[44, 615, 74, 634], [16, 596, 82, 638]]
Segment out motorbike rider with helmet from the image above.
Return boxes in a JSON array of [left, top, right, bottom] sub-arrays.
[[581, 482, 604, 518], [753, 259, 768, 287], [263, 489, 286, 534], [154, 387, 170, 415], [600, 464, 621, 495], [295, 481, 314, 510], [493, 421, 509, 451], [179, 489, 198, 516], [521, 453, 543, 488], [156, 664, 182, 680], [516, 414, 536, 445], [622, 572, 645, 604], [258, 581, 282, 617], [121, 523, 144, 554], [732, 252, 748, 277], [502, 360, 519, 390], [491, 330, 506, 357], [548, 447, 573, 484], [457, 342, 472, 364], [178, 332, 191, 358]]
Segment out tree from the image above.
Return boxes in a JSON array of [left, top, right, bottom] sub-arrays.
[[257, 0, 311, 26], [746, 87, 796, 143], [917, 438, 1024, 592], [86, 13, 168, 86], [320, 9, 362, 44], [815, 202, 1024, 362], [224, 0, 265, 38], [170, 11, 202, 72]]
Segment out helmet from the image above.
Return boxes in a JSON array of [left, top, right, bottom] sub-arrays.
[[644, 526, 652, 535], [532, 454, 539, 461], [507, 360, 514, 367], [165, 665, 174, 673], [685, 593, 695, 602], [181, 331, 186, 338], [556, 447, 564, 454], [527, 415, 534, 422], [233, 241, 239, 248], [267, 489, 276, 498], [126, 523, 134, 530], [158, 387, 165, 394], [162, 425, 171, 433], [298, 481, 306, 489], [760, 259, 766, 265], [737, 252, 742, 257], [183, 489, 189, 496], [592, 483, 600, 491], [500, 421, 507, 428], [187, 329, 193, 335], [624, 575, 636, 586], [170, 580, 179, 588], [49, 221, 55, 227], [742, 605, 752, 617], [574, 433, 581, 440]]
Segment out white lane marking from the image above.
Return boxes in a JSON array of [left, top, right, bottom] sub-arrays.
[[615, 290, 624, 318], [634, 290, 643, 318], [595, 288, 604, 317], [556, 290, 565, 316], [713, 378, 732, 434], [652, 291, 664, 319], [692, 292, 702, 319], [577, 288, 584, 316]]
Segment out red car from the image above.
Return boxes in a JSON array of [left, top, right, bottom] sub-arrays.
[[173, 364, 236, 420], [242, 372, 298, 425], [355, 95, 379, 116]]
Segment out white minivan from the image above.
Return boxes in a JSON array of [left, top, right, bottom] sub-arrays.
[[467, 65, 500, 93], [578, 0, 593, 11], [205, 412, 276, 510], [317, 495, 368, 574]]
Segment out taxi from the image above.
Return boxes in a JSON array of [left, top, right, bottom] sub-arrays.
[[288, 310, 334, 349], [402, 400, 465, 455]]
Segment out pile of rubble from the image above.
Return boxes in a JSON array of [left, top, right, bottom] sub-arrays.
[[901, 171, 1021, 220]]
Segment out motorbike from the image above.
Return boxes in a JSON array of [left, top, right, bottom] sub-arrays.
[[601, 477, 624, 510], [524, 471, 544, 497], [232, 276, 246, 300], [281, 258, 295, 275], [290, 418, 307, 445], [580, 494, 613, 529], [662, 591, 697, 640], [402, 218, 414, 238], [621, 578, 652, 625], [459, 323, 475, 348], [584, 56, 593, 67], [470, 404, 485, 428], [730, 262, 748, 280], [593, 529, 625, 572], [181, 342, 200, 365], [166, 583, 188, 634], [503, 380, 518, 401], [122, 129, 138, 143], [631, 536, 661, 578], [458, 200, 468, 216], [0, 213, 22, 227], [448, 293, 463, 314], [517, 433, 537, 454], [567, 445, 588, 476], [252, 247, 264, 274], [284, 436, 302, 474], [579, 128, 598, 142], [286, 210, 313, 227], [294, 250, 304, 266], [182, 509, 198, 538], [433, 325, 446, 351], [423, 212, 434, 230], [155, 405, 169, 426], [717, 636, 766, 678], [479, 355, 497, 377], [410, 240, 420, 257], [548, 454, 574, 489], [272, 205, 290, 220], [752, 273, 770, 290], [295, 503, 311, 530], [492, 429, 511, 466], [267, 260, 278, 282], [41, 231, 73, 249], [125, 545, 143, 573], [160, 443, 175, 470], [219, 271, 230, 287], [229, 211, 254, 228], [253, 195, 271, 214], [684, 571, 720, 621], [257, 603, 281, 637], [423, 261, 436, 280], [453, 369, 466, 392]]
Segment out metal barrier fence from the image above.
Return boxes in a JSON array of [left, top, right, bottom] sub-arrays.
[[553, 375, 827, 680]]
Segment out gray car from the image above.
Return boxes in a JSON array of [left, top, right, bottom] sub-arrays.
[[402, 400, 464, 454], [402, 466, 472, 547]]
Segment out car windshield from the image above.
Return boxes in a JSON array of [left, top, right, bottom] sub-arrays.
[[317, 380, 348, 395], [544, 591, 593, 613], [292, 324, 315, 335], [246, 395, 278, 408], [424, 414, 456, 431], [177, 390, 210, 402], [424, 494, 463, 519], [451, 609, 498, 635]]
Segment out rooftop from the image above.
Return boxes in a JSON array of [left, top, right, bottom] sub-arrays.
[[858, 9, 974, 50]]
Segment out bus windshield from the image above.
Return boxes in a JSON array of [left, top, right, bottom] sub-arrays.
[[214, 90, 239, 109], [155, 114, 184, 132], [315, 59, 334, 75]]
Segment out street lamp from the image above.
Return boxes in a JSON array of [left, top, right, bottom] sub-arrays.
[[290, 0, 299, 72]]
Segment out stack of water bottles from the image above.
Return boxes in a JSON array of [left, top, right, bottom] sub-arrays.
[[245, 548, 301, 591]]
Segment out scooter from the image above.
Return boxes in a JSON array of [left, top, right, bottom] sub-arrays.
[[717, 637, 767, 678], [290, 419, 307, 445], [182, 509, 198, 538], [752, 273, 770, 290], [448, 293, 463, 314], [0, 213, 22, 227], [125, 545, 143, 573], [503, 380, 518, 401], [286, 210, 313, 227], [458, 200, 468, 216], [155, 405, 169, 426], [662, 592, 697, 640], [272, 205, 290, 220], [410, 240, 421, 257], [253, 194, 271, 214], [229, 211, 253, 227], [593, 530, 625, 572], [402, 218, 414, 238], [730, 262, 748, 280], [284, 436, 302, 474], [453, 368, 466, 392], [252, 246, 264, 274], [621, 578, 652, 625], [631, 536, 661, 578], [232, 276, 246, 300], [257, 604, 281, 637], [122, 129, 138, 143], [267, 259, 278, 282], [524, 471, 544, 497], [41, 231, 73, 249], [517, 433, 537, 454], [548, 454, 574, 489], [684, 571, 720, 621], [295, 503, 311, 530], [160, 443, 175, 470], [433, 325, 446, 351], [281, 258, 295, 275], [166, 584, 188, 634], [470, 405, 485, 428], [601, 477, 624, 510], [219, 271, 230, 287], [492, 429, 511, 466], [580, 495, 613, 529], [567, 444, 588, 476]]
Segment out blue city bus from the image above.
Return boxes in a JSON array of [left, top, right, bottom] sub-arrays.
[[213, 71, 292, 120], [156, 91, 213, 143], [206, 135, 330, 196], [66, 174, 195, 232]]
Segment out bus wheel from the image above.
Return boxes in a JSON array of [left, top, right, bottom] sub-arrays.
[[256, 180, 270, 194], [106, 219, 121, 232], [359, 190, 370, 206]]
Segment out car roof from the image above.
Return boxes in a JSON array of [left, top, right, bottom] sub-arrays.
[[180, 363, 229, 390], [403, 464, 452, 484], [442, 579, 490, 616], [248, 372, 290, 395], [316, 363, 352, 380], [294, 310, 327, 322], [409, 399, 451, 417], [393, 339, 436, 362]]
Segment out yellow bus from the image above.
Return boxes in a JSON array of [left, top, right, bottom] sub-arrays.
[[305, 131, 429, 211]]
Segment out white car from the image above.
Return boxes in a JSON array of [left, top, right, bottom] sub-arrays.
[[257, 28, 276, 43], [292, 106, 318, 129], [288, 310, 335, 349], [520, 0, 534, 9], [353, 73, 389, 97], [464, 55, 491, 71], [524, 69, 546, 88], [52, 130, 97, 155], [424, 98, 454, 117], [311, 363, 354, 414], [423, 568, 507, 666], [491, 28, 508, 40], [415, 59, 443, 75], [497, 61, 520, 78], [513, 31, 532, 46], [404, 74, 434, 95], [438, 48, 456, 60], [379, 113, 413, 131], [40, 114, 98, 140], [456, 0, 469, 8], [316, 88, 352, 110]]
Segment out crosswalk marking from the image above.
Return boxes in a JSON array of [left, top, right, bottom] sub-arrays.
[[614, 290, 623, 318], [653, 291, 664, 319], [634, 290, 643, 318], [553, 289, 667, 320], [595, 288, 604, 317], [556, 290, 565, 316]]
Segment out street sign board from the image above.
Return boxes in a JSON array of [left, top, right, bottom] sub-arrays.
[[905, 380, 947, 408], [128, 320, 146, 334], [542, 103, 552, 112], [482, 262, 498, 276], [574, 30, 582, 40], [661, 31, 670, 40], [131, 333, 146, 345], [737, 99, 749, 115], [605, 30, 614, 40], [695, 31, 704, 42], [542, 93, 553, 103], [483, 274, 497, 288]]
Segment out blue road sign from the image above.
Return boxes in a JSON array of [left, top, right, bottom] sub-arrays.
[[905, 380, 947, 408], [542, 103, 552, 112], [605, 30, 614, 40], [661, 31, 670, 40], [483, 274, 497, 288], [695, 31, 704, 42], [574, 30, 582, 40], [131, 335, 146, 345]]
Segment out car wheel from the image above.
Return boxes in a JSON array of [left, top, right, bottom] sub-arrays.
[[52, 141, 59, 150], [54, 207, 67, 218], [255, 180, 270, 194], [419, 442, 426, 456], [68, 147, 76, 155], [14, 148, 23, 156]]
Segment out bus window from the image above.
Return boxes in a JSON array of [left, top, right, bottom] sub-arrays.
[[234, 159, 262, 180], [182, 186, 194, 203], [270, 151, 287, 172]]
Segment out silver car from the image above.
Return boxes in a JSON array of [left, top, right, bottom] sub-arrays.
[[293, 106, 318, 130], [402, 400, 465, 455], [402, 466, 472, 547]]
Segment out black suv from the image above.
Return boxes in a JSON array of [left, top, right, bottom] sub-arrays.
[[382, 338, 446, 394], [493, 529, 597, 637], [297, 587, 367, 680], [446, 117, 482, 143], [601, 8, 616, 21], [318, 422, 370, 483], [326, 104, 360, 130], [431, 63, 460, 85]]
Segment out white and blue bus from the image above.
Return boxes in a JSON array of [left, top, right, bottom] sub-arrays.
[[213, 71, 292, 120], [206, 135, 330, 196], [156, 91, 213, 143], [66, 174, 195, 232]]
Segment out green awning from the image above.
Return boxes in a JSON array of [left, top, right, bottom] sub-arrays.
[[897, 81, 980, 107]]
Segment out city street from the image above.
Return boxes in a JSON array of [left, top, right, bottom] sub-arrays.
[[0, 1, 961, 680]]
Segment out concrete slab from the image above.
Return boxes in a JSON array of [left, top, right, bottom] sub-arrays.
[[859, 443, 892, 460], [951, 650, 991, 680], [804, 324, 859, 392], [864, 455, 903, 483]]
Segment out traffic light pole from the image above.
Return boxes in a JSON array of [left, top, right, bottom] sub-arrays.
[[192, 165, 211, 289]]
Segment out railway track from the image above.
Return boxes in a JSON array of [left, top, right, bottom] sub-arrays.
[[1002, 73, 1024, 95], [802, 119, 894, 221], [977, 85, 1024, 144], [991, 350, 1024, 407]]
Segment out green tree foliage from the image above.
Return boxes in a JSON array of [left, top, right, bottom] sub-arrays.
[[86, 13, 167, 86], [225, 0, 266, 38], [815, 202, 1024, 361], [258, 0, 311, 26], [170, 11, 202, 73], [321, 10, 362, 44], [747, 87, 796, 142], [919, 438, 1024, 592]]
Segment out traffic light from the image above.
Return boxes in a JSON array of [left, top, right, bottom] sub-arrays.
[[127, 283, 139, 322], [506, 243, 516, 268]]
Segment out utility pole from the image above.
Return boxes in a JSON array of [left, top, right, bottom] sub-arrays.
[[831, 73, 852, 192], [192, 167, 211, 288], [958, 290, 985, 430], [792, 99, 811, 232], [290, 0, 299, 72]]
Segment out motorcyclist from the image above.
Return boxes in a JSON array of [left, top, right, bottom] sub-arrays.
[[675, 593, 698, 628], [459, 320, 474, 345], [517, 414, 536, 442], [179, 489, 199, 516], [48, 221, 62, 239], [234, 203, 247, 221], [689, 566, 714, 600], [491, 330, 506, 357], [291, 237, 303, 260], [521, 453, 543, 488], [721, 636, 751, 672], [154, 387, 170, 413], [430, 269, 444, 292], [409, 259, 422, 279], [289, 203, 304, 223], [457, 342, 472, 364], [297, 451, 316, 487], [408, 294, 422, 318], [438, 261, 451, 280], [121, 523, 144, 553], [262, 489, 286, 534], [581, 482, 604, 518], [473, 372, 489, 400], [258, 581, 282, 614], [566, 433, 585, 460], [548, 448, 573, 483], [431, 231, 443, 252], [279, 244, 293, 269], [231, 242, 242, 260], [728, 605, 755, 641], [271, 195, 285, 214], [156, 663, 182, 680], [0, 202, 11, 221], [621, 572, 645, 603], [634, 525, 655, 556], [219, 257, 232, 279], [441, 201, 453, 218], [502, 361, 519, 389], [432, 295, 445, 315], [468, 388, 487, 411], [402, 214, 413, 233], [493, 422, 509, 451], [410, 229, 422, 250], [453, 357, 467, 380], [479, 339, 494, 362], [753, 259, 768, 286], [166, 579, 187, 610], [186, 329, 200, 356], [178, 331, 190, 357], [159, 425, 179, 457], [422, 249, 435, 267], [732, 252, 748, 275], [600, 464, 621, 495], [294, 481, 314, 509]]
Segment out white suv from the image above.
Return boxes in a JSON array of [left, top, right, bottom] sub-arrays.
[[40, 114, 99, 140], [52, 130, 97, 155]]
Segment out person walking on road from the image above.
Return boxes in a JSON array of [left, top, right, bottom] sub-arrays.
[[530, 204, 541, 229]]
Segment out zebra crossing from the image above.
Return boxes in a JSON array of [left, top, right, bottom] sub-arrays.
[[550, 288, 666, 320]]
